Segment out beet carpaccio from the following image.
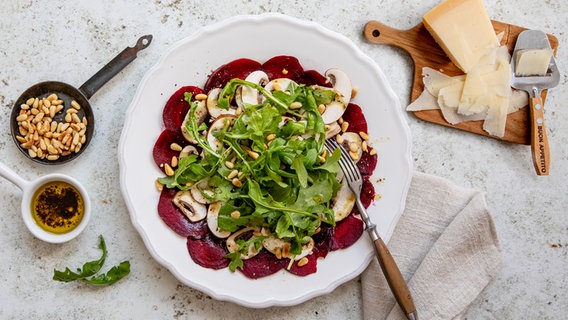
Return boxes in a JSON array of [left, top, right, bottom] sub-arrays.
[[153, 56, 378, 279]]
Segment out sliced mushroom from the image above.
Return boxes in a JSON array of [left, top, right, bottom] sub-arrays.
[[294, 238, 315, 261], [262, 237, 291, 259], [179, 145, 198, 158], [206, 88, 237, 119], [332, 172, 356, 222], [207, 202, 230, 238], [181, 100, 208, 143], [190, 179, 215, 204], [206, 115, 237, 151], [172, 190, 207, 222], [264, 78, 296, 93], [262, 236, 315, 261], [226, 227, 262, 260], [338, 132, 363, 163], [320, 69, 352, 124], [325, 121, 342, 139], [237, 70, 269, 107]]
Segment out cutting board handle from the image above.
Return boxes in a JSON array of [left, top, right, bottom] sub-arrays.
[[363, 21, 418, 52]]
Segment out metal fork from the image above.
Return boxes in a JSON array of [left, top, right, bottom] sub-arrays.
[[325, 139, 417, 320]]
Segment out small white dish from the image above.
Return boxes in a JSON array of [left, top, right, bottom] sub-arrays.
[[0, 162, 91, 243]]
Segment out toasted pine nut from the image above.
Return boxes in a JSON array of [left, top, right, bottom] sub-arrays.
[[289, 101, 302, 109], [341, 121, 349, 132], [349, 142, 358, 152], [369, 148, 377, 156], [164, 163, 175, 176], [232, 178, 243, 187], [349, 151, 359, 160], [171, 156, 179, 168], [170, 143, 182, 151], [317, 104, 326, 114], [297, 257, 309, 267], [155, 179, 164, 191], [195, 93, 208, 101], [228, 169, 239, 179], [230, 210, 241, 218], [225, 161, 235, 169], [247, 150, 259, 160], [47, 93, 58, 101], [359, 131, 369, 140], [71, 100, 81, 110]]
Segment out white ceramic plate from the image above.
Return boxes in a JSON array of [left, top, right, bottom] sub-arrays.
[[119, 13, 412, 308]]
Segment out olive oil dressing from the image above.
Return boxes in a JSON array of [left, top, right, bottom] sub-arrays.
[[31, 181, 84, 234]]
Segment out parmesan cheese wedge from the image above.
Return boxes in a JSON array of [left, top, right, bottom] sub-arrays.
[[423, 0, 499, 73], [411, 0, 529, 137]]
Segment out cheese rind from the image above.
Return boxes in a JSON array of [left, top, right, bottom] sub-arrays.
[[423, 0, 499, 73]]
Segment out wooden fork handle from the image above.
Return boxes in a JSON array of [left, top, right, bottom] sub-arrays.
[[373, 237, 417, 319], [529, 96, 550, 175]]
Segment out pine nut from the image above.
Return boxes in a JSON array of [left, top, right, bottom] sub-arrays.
[[171, 156, 178, 168], [155, 179, 164, 191], [247, 150, 259, 160], [170, 143, 182, 151], [195, 93, 208, 101], [289, 101, 302, 109], [225, 161, 235, 169], [71, 100, 81, 110], [230, 210, 241, 218], [297, 257, 309, 267], [228, 169, 239, 179], [341, 121, 349, 132], [318, 104, 326, 114], [164, 163, 175, 176], [232, 178, 243, 187], [359, 131, 369, 140]]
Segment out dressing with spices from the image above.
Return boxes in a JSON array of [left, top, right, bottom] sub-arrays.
[[31, 180, 85, 234], [0, 161, 91, 243]]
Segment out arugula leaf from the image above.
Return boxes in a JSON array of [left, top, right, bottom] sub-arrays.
[[53, 235, 130, 286], [53, 235, 107, 282], [81, 261, 131, 286]]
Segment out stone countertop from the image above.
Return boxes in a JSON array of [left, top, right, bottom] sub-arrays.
[[0, 1, 566, 319]]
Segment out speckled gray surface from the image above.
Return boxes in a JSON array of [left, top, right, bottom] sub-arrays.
[[0, 0, 566, 319]]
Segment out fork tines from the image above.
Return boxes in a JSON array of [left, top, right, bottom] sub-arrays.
[[324, 139, 363, 192]]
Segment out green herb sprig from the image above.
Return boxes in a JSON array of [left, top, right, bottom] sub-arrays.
[[53, 235, 130, 286]]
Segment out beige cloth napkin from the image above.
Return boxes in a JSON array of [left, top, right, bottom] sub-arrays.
[[362, 172, 503, 320]]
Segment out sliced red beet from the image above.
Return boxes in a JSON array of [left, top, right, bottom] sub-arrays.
[[187, 233, 230, 269], [360, 178, 376, 209], [342, 103, 368, 134], [261, 56, 304, 82], [204, 58, 261, 92], [312, 225, 333, 258], [239, 250, 288, 279], [358, 150, 378, 178], [299, 69, 330, 87], [331, 214, 364, 250], [153, 129, 188, 171], [287, 254, 318, 276], [157, 188, 202, 238], [162, 86, 203, 132]]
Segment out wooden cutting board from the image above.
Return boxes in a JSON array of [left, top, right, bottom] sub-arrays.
[[363, 20, 559, 145]]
